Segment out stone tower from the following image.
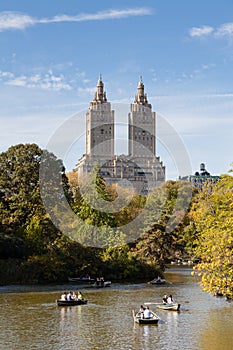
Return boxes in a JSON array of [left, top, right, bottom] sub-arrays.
[[86, 75, 114, 160], [128, 76, 156, 159]]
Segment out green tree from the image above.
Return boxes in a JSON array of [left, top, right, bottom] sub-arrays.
[[75, 165, 116, 225], [0, 143, 71, 255], [0, 143, 43, 231], [73, 166, 125, 247], [100, 244, 159, 281], [133, 180, 193, 268]]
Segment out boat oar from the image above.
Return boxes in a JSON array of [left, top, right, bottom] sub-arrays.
[[150, 309, 160, 320]]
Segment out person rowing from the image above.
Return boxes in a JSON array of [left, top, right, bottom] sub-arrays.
[[143, 306, 152, 319], [136, 305, 145, 318]]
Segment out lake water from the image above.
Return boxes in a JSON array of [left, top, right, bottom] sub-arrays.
[[0, 267, 232, 350]]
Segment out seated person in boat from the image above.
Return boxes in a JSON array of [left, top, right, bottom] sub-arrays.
[[77, 291, 84, 300], [61, 292, 67, 301], [136, 305, 145, 318], [80, 273, 91, 280], [162, 295, 168, 304], [167, 294, 174, 304], [67, 291, 75, 301], [72, 291, 77, 300], [143, 306, 152, 319]]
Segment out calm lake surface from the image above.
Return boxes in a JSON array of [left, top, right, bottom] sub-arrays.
[[0, 267, 232, 350]]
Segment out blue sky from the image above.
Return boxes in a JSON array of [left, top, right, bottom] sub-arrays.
[[0, 0, 233, 179]]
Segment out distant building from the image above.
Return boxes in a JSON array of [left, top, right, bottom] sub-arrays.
[[182, 163, 220, 190], [76, 76, 165, 194]]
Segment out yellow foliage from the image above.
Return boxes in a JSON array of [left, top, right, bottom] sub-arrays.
[[190, 175, 233, 299]]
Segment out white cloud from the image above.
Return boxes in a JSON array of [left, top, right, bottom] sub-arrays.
[[0, 8, 153, 32], [0, 70, 14, 78], [48, 8, 153, 23], [201, 63, 215, 70], [5, 71, 72, 91], [189, 22, 233, 39], [0, 11, 35, 31], [215, 22, 233, 37], [6, 76, 27, 87], [189, 25, 214, 37]]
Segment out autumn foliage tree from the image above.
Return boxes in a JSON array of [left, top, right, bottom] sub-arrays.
[[190, 174, 233, 299]]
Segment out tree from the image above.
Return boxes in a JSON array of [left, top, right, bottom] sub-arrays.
[[0, 143, 43, 231], [100, 244, 159, 281], [0, 144, 71, 255], [190, 174, 233, 299], [66, 170, 82, 204], [133, 180, 194, 268], [72, 165, 125, 247]]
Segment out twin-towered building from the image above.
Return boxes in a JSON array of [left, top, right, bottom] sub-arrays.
[[76, 76, 165, 194]]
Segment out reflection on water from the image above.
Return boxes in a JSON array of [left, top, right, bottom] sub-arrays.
[[200, 305, 233, 350], [133, 324, 159, 350], [0, 267, 232, 350]]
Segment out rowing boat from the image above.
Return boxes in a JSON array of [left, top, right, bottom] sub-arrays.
[[156, 303, 180, 311], [149, 278, 166, 285], [89, 281, 111, 288], [132, 310, 160, 324], [145, 302, 180, 311], [68, 277, 95, 283], [56, 299, 87, 306]]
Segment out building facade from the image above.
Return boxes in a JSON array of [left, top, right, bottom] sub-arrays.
[[76, 76, 165, 194], [182, 163, 220, 190]]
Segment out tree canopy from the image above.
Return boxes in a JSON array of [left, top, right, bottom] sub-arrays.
[[0, 143, 43, 230], [0, 144, 160, 283], [132, 180, 194, 269], [190, 174, 233, 299]]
